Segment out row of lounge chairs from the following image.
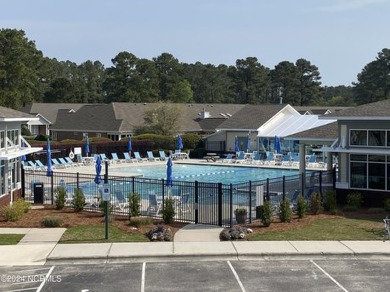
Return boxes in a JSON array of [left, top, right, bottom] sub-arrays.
[[81, 151, 170, 165], [220, 151, 326, 168]]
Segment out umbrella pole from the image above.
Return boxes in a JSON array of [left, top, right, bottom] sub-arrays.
[[104, 160, 109, 240]]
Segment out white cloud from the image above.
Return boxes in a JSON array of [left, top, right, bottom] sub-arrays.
[[320, 0, 388, 12]]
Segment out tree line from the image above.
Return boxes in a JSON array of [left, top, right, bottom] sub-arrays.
[[0, 29, 389, 110]]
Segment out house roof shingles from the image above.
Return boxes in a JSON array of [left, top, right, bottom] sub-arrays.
[[0, 106, 37, 120], [323, 99, 390, 119]]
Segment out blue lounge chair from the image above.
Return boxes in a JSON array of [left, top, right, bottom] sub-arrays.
[[158, 150, 167, 161], [147, 151, 159, 161], [234, 151, 245, 163], [35, 160, 47, 171], [222, 153, 234, 163], [134, 152, 147, 162], [111, 153, 124, 164], [65, 156, 82, 167], [263, 152, 275, 165], [59, 157, 73, 167], [123, 152, 134, 163]]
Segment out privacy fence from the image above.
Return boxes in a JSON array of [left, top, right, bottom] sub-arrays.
[[22, 168, 335, 227]]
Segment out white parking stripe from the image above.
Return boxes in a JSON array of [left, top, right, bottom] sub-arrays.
[[141, 262, 146, 292], [227, 261, 246, 292], [36, 265, 55, 292], [310, 260, 348, 292]]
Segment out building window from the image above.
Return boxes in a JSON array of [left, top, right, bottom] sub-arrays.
[[368, 130, 385, 146], [350, 154, 388, 190], [350, 130, 367, 146], [0, 131, 4, 149]]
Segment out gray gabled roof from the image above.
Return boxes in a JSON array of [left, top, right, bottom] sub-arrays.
[[51, 103, 245, 133], [216, 104, 286, 130], [0, 106, 37, 121], [19, 103, 87, 124], [51, 104, 122, 132], [322, 99, 390, 120], [285, 122, 338, 141]]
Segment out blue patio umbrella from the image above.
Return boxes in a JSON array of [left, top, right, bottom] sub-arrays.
[[94, 155, 102, 185], [85, 135, 90, 157], [176, 135, 183, 151], [234, 136, 240, 152], [246, 134, 251, 152], [274, 136, 281, 154], [127, 136, 132, 153], [166, 156, 173, 187], [46, 139, 53, 177], [21, 141, 26, 161]]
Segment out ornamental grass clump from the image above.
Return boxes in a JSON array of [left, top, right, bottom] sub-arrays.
[[42, 216, 63, 227]]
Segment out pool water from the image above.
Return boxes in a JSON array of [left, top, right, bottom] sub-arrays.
[[110, 164, 298, 184]]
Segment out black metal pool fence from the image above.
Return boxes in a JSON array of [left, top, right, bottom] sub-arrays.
[[22, 168, 335, 227]]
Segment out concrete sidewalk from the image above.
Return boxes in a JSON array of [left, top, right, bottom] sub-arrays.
[[1, 227, 390, 266]]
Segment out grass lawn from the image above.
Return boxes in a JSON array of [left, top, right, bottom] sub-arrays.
[[0, 234, 24, 245], [60, 224, 149, 243], [249, 217, 385, 241]]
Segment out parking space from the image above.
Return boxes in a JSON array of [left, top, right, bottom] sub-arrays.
[[0, 259, 389, 291]]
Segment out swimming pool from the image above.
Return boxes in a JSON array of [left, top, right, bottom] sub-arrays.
[[110, 164, 298, 184]]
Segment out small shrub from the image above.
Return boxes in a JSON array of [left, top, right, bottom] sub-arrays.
[[42, 216, 63, 227], [324, 190, 337, 213], [296, 195, 307, 218], [13, 198, 31, 213], [342, 205, 358, 212], [71, 188, 86, 212], [129, 216, 153, 228], [367, 208, 385, 214], [146, 224, 173, 241], [260, 201, 272, 227], [55, 186, 66, 210], [384, 198, 390, 212], [347, 192, 363, 208], [128, 193, 141, 218], [99, 200, 113, 215], [310, 192, 322, 215], [279, 198, 292, 222], [162, 197, 175, 224], [1, 205, 23, 222]]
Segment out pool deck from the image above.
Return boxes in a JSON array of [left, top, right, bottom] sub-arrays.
[[48, 157, 329, 177]]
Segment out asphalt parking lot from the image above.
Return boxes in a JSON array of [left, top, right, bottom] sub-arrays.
[[0, 259, 389, 291]]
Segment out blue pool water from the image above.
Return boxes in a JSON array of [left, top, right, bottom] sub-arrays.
[[110, 164, 298, 184]]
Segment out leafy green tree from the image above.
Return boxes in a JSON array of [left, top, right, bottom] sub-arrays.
[[322, 85, 355, 106], [137, 103, 181, 135], [295, 58, 322, 105], [0, 29, 44, 108], [230, 57, 271, 104], [270, 61, 301, 105], [353, 48, 390, 105]]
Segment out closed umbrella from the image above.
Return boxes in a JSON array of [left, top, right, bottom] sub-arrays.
[[127, 136, 132, 153], [94, 155, 102, 185], [85, 135, 90, 157], [274, 136, 281, 154], [246, 134, 251, 152], [176, 135, 183, 151], [46, 139, 53, 177], [234, 136, 240, 152], [166, 156, 173, 187], [21, 141, 26, 162]]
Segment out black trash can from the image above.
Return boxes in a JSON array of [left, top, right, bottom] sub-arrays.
[[33, 182, 44, 204]]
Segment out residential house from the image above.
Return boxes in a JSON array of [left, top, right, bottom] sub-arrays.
[[20, 103, 86, 136], [0, 106, 42, 206], [48, 103, 245, 141]]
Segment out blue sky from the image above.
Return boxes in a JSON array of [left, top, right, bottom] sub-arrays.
[[1, 0, 389, 86]]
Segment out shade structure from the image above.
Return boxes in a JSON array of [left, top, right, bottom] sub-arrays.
[[127, 136, 132, 153], [176, 135, 183, 151], [234, 136, 240, 152], [246, 134, 251, 152], [46, 139, 53, 177], [85, 135, 90, 157], [21, 141, 26, 161], [94, 155, 102, 185], [166, 156, 173, 187], [274, 136, 281, 154]]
